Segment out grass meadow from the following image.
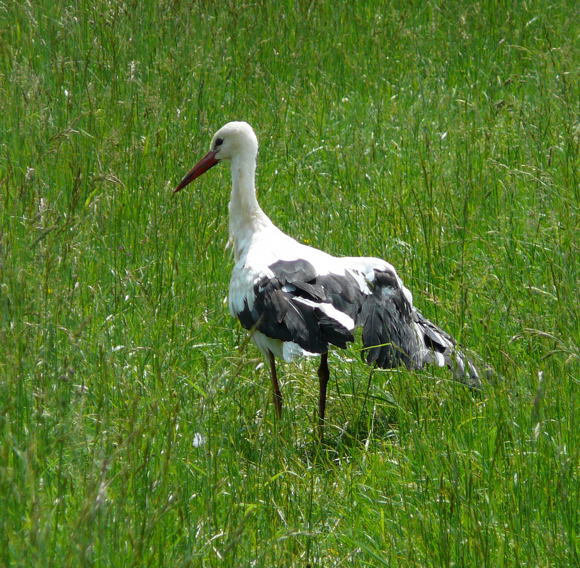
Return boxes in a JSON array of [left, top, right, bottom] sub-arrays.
[[1, 1, 578, 566]]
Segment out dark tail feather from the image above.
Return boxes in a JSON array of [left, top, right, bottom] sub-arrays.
[[444, 348, 483, 389], [415, 311, 484, 389], [359, 304, 490, 388]]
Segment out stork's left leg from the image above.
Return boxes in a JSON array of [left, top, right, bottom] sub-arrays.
[[317, 353, 330, 434], [268, 350, 283, 419]]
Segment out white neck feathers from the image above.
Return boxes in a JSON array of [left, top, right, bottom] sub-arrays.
[[228, 152, 271, 259]]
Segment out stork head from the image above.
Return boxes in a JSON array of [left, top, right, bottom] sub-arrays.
[[174, 121, 258, 193]]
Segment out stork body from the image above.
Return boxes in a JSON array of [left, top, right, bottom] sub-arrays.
[[175, 122, 481, 428]]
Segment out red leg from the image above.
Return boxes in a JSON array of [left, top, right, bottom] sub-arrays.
[[268, 351, 282, 418], [317, 353, 330, 437]]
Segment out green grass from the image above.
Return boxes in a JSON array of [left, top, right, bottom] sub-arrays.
[[1, 0, 577, 566]]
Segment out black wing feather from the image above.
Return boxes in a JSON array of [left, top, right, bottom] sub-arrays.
[[359, 268, 422, 368], [237, 260, 356, 353], [236, 259, 481, 386]]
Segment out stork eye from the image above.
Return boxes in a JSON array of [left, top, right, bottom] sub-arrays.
[[215, 137, 224, 147]]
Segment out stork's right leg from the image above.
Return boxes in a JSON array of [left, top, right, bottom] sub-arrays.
[[268, 350, 283, 418], [317, 352, 330, 438]]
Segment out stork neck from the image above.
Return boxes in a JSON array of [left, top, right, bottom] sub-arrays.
[[228, 153, 270, 258], [229, 153, 260, 216]]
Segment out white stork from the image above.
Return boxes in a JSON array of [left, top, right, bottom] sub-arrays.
[[174, 121, 481, 429]]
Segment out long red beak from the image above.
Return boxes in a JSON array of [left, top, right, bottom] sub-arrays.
[[174, 150, 219, 193]]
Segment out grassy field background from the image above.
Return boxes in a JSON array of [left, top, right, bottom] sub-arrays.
[[1, 1, 577, 566]]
